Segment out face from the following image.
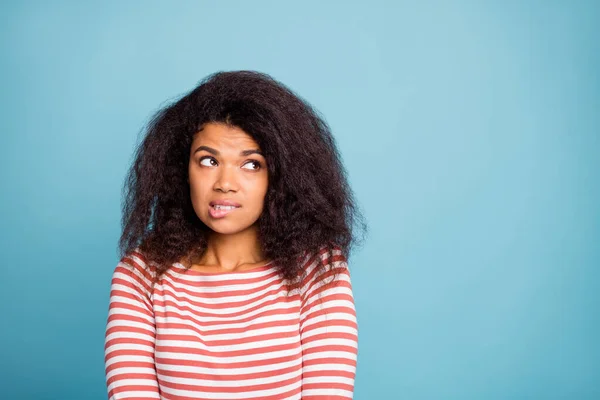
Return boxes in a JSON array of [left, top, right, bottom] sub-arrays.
[[188, 123, 268, 235]]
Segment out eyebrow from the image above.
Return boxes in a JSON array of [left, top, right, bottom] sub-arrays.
[[193, 145, 263, 157]]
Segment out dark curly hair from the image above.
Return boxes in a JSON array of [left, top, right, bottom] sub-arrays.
[[119, 70, 366, 288]]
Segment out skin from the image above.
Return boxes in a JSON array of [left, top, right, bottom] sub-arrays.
[[184, 122, 270, 273]]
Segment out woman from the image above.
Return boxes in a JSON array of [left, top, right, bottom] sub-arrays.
[[104, 70, 365, 399]]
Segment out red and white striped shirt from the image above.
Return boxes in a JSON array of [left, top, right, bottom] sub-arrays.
[[104, 247, 358, 399]]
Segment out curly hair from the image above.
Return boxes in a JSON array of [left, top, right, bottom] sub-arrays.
[[119, 70, 366, 288]]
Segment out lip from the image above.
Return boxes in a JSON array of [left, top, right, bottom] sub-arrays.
[[210, 200, 242, 207], [208, 200, 241, 219]]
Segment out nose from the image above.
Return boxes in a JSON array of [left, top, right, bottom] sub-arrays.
[[213, 165, 238, 193]]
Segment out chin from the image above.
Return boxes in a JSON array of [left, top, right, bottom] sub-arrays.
[[203, 219, 257, 236]]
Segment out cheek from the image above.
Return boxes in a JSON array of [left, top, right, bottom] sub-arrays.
[[255, 178, 269, 208], [241, 177, 268, 208], [189, 176, 211, 202]]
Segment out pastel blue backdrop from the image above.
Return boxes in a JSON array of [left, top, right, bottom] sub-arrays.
[[1, 1, 598, 399]]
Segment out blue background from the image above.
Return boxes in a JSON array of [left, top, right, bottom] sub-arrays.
[[1, 1, 598, 399]]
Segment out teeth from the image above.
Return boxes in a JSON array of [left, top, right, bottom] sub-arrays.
[[214, 205, 236, 210]]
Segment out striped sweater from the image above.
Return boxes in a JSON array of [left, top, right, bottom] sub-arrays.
[[104, 247, 358, 399]]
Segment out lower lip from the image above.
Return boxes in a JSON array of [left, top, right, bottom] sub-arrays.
[[209, 205, 240, 219]]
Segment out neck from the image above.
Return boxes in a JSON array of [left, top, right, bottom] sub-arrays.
[[199, 225, 266, 271]]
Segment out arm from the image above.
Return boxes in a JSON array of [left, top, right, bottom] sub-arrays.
[[104, 254, 160, 399], [300, 249, 358, 399]]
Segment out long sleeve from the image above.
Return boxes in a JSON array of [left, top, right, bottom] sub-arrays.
[[104, 254, 160, 399], [299, 248, 358, 399]]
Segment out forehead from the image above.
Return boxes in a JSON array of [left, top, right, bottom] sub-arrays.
[[192, 123, 260, 149]]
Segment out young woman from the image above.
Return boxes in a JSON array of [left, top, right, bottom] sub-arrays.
[[104, 71, 365, 399]]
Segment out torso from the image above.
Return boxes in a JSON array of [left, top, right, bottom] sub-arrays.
[[151, 262, 303, 399]]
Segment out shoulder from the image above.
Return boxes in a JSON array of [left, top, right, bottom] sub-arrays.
[[299, 244, 351, 299], [301, 244, 349, 275], [111, 248, 158, 292]]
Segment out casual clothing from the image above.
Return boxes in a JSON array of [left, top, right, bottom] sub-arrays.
[[104, 247, 358, 399]]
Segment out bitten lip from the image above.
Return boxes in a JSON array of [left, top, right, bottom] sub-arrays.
[[209, 200, 241, 207]]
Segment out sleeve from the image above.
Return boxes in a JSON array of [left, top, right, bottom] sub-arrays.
[[104, 253, 161, 399], [299, 247, 358, 399]]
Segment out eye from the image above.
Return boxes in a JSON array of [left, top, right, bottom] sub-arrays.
[[242, 160, 262, 171], [199, 156, 217, 167]]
